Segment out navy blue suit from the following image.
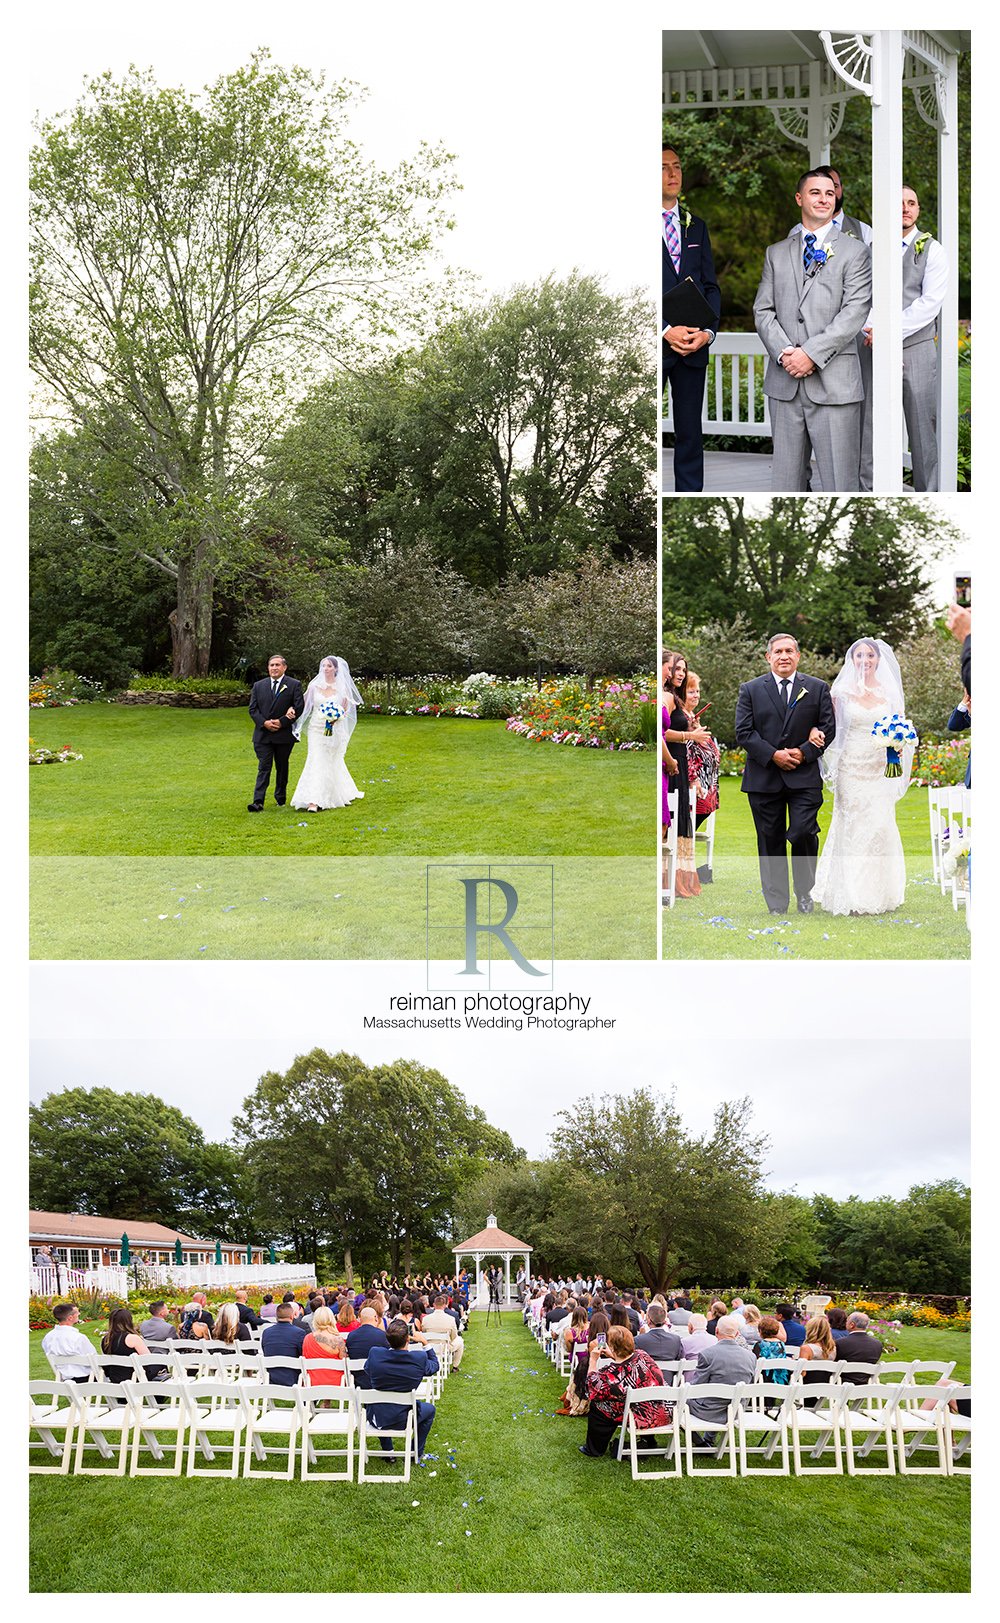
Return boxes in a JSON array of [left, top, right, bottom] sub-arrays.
[[662, 211, 721, 491], [947, 702, 971, 788], [364, 1344, 439, 1458], [345, 1323, 390, 1386], [260, 1319, 307, 1383]]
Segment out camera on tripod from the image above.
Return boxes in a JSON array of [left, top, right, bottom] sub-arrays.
[[486, 1266, 502, 1309]]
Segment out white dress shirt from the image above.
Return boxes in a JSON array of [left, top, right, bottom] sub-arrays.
[[42, 1323, 93, 1379], [901, 227, 949, 339]]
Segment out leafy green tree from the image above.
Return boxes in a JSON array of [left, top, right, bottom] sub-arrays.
[[810, 1182, 970, 1295], [898, 623, 969, 740], [29, 1088, 230, 1229], [510, 551, 656, 684], [30, 52, 458, 675]]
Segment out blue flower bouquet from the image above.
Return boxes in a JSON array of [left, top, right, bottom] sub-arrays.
[[871, 712, 918, 777], [319, 700, 343, 736]]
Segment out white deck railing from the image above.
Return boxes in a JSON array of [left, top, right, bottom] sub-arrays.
[[30, 1262, 317, 1296], [662, 332, 771, 437]]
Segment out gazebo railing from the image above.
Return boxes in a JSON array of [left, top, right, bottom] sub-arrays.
[[662, 333, 771, 437]]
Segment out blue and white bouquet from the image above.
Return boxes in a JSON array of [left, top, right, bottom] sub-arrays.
[[319, 700, 343, 736], [871, 712, 918, 777]]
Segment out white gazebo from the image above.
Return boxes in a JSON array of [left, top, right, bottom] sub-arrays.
[[662, 30, 969, 490], [452, 1215, 532, 1308]]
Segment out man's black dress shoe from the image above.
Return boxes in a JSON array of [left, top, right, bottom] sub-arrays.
[[797, 896, 815, 914], [247, 803, 263, 813], [768, 906, 787, 915]]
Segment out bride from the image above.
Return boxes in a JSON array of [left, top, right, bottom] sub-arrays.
[[290, 655, 365, 812], [812, 638, 914, 916]]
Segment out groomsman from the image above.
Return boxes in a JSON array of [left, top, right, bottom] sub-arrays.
[[661, 143, 721, 491], [899, 186, 948, 491], [755, 170, 871, 491]]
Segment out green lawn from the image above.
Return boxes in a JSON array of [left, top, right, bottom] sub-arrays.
[[664, 779, 969, 959], [29, 708, 656, 958], [29, 1316, 969, 1593]]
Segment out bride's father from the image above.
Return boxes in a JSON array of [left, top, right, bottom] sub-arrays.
[[248, 654, 304, 812], [735, 635, 835, 914], [754, 169, 871, 492]]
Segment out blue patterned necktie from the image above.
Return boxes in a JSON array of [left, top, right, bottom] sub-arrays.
[[663, 210, 681, 273], [802, 231, 816, 269]]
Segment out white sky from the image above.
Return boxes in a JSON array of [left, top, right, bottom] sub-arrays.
[[31, 960, 969, 1203], [26, 0, 655, 302]]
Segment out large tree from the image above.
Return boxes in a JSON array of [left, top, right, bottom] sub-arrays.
[[30, 52, 458, 674]]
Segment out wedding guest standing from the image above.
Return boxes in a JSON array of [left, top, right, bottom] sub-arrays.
[[663, 651, 713, 898], [662, 143, 720, 491]]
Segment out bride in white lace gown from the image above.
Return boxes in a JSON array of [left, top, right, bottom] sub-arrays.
[[813, 638, 914, 916], [290, 655, 365, 812]]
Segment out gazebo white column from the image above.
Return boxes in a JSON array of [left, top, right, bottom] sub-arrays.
[[867, 30, 906, 492], [937, 47, 960, 492]]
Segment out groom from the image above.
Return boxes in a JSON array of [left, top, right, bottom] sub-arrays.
[[735, 635, 836, 914], [248, 654, 305, 812]]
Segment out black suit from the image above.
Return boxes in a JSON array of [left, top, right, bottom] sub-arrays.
[[249, 674, 305, 807], [835, 1331, 883, 1385], [662, 211, 721, 491], [735, 672, 836, 911]]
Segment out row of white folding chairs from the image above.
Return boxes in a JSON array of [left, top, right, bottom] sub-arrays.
[[48, 1344, 448, 1401], [662, 786, 678, 906], [30, 1366, 428, 1484], [615, 1379, 971, 1480], [928, 783, 971, 907]]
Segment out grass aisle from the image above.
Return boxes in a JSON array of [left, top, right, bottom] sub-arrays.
[[30, 1317, 969, 1592], [664, 780, 969, 960]]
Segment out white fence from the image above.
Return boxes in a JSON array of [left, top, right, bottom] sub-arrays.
[[30, 1262, 317, 1297], [662, 333, 771, 437]]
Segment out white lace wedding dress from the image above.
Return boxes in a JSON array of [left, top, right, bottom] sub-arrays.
[[812, 698, 907, 915], [290, 704, 364, 810]]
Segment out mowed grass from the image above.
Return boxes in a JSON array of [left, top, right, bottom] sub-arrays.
[[29, 707, 653, 857], [664, 779, 969, 960], [29, 1317, 969, 1593], [29, 708, 656, 958]]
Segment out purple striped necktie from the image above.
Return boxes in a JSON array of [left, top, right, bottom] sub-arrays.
[[663, 209, 681, 273]]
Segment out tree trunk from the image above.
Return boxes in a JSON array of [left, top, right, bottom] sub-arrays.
[[404, 1231, 412, 1276], [170, 544, 215, 676], [390, 1234, 400, 1276], [343, 1246, 354, 1290]]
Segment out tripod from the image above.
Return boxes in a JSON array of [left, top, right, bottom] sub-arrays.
[[485, 1279, 503, 1326]]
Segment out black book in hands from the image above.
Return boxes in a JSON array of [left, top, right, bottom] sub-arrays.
[[662, 277, 716, 331]]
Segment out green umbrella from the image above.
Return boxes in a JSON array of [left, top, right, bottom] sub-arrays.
[[215, 1239, 223, 1266], [269, 1244, 276, 1265], [246, 1242, 253, 1264], [120, 1233, 131, 1266], [174, 1237, 183, 1265]]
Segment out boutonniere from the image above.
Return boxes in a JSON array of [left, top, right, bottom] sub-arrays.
[[791, 686, 808, 705], [806, 242, 835, 270], [677, 193, 692, 230], [277, 684, 286, 695], [913, 232, 932, 257]]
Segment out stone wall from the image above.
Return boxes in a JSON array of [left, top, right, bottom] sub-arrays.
[[117, 690, 249, 708]]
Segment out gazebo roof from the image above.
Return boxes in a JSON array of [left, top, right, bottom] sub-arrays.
[[662, 30, 969, 73], [453, 1223, 532, 1254]]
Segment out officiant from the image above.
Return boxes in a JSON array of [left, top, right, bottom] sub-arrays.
[[661, 142, 721, 492]]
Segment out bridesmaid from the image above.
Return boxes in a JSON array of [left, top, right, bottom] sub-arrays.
[[662, 650, 712, 898]]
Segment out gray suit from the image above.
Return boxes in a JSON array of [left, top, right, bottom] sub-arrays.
[[635, 1326, 685, 1362], [902, 235, 942, 491], [755, 230, 872, 491], [687, 1338, 756, 1423]]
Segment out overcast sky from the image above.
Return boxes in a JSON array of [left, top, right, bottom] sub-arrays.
[[31, 960, 969, 1204], [27, 1, 654, 302]]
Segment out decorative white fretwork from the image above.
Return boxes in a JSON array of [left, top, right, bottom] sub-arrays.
[[770, 99, 847, 150], [820, 32, 875, 97]]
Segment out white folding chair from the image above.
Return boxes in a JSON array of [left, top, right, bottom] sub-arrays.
[[662, 786, 678, 907], [892, 1383, 952, 1475], [787, 1381, 844, 1476], [621, 1383, 680, 1480], [182, 1380, 252, 1478], [948, 787, 970, 910], [243, 1380, 305, 1479], [841, 1382, 897, 1476], [674, 1383, 739, 1476], [927, 783, 945, 882], [29, 1380, 78, 1474], [615, 1362, 688, 1462], [124, 1379, 188, 1477], [46, 1348, 101, 1383], [299, 1379, 356, 1482], [355, 1388, 419, 1483], [72, 1380, 133, 1475], [735, 1380, 790, 1476], [694, 804, 716, 880], [904, 1359, 957, 1387], [944, 1385, 971, 1475]]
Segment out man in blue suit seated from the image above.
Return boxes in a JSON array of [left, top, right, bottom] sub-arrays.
[[260, 1302, 308, 1384], [662, 142, 721, 492], [365, 1319, 440, 1461], [346, 1306, 390, 1387]]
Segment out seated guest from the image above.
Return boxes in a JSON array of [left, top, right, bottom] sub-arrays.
[[609, 1303, 631, 1331], [233, 1288, 264, 1329], [101, 1308, 150, 1381], [619, 1293, 642, 1336], [798, 1315, 836, 1382], [213, 1302, 252, 1356], [336, 1297, 362, 1336], [260, 1302, 308, 1384], [635, 1302, 684, 1363], [181, 1293, 214, 1337], [139, 1301, 177, 1345], [775, 1303, 806, 1347], [579, 1326, 669, 1458], [740, 1305, 762, 1346], [300, 1293, 326, 1329], [680, 1313, 715, 1377], [835, 1311, 885, 1384], [826, 1306, 850, 1342], [754, 1314, 791, 1387], [706, 1300, 728, 1337], [281, 1291, 304, 1320], [423, 1294, 465, 1367], [555, 1308, 592, 1416], [346, 1307, 391, 1387], [365, 1319, 439, 1463], [42, 1301, 94, 1382], [668, 1294, 693, 1327], [688, 1316, 756, 1424], [259, 1293, 278, 1321], [303, 1306, 347, 1386]]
